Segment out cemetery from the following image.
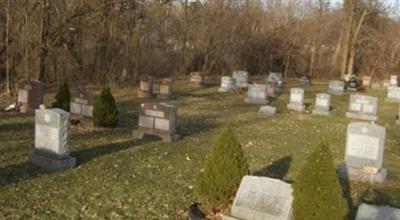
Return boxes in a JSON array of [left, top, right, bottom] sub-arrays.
[[1, 77, 400, 219]]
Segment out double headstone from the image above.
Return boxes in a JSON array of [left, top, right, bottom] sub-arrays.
[[189, 72, 205, 87], [287, 88, 306, 112], [362, 76, 372, 87], [137, 76, 154, 98], [17, 80, 45, 114], [70, 89, 97, 118], [346, 94, 379, 121], [356, 203, 400, 220], [338, 122, 386, 183], [390, 75, 398, 87], [232, 70, 249, 88], [328, 80, 345, 95], [218, 76, 237, 92], [158, 78, 175, 99], [386, 86, 400, 102], [222, 176, 293, 220], [245, 84, 269, 104], [133, 103, 179, 142], [28, 108, 76, 171], [267, 72, 283, 88], [312, 93, 331, 115]]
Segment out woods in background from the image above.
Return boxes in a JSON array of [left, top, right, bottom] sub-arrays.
[[0, 0, 399, 94]]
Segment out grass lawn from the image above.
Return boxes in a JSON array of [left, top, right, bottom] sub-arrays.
[[1, 78, 400, 219]]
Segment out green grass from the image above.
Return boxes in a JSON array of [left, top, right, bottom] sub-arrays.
[[0, 78, 400, 219]]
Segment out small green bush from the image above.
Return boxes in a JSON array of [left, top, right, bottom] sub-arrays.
[[293, 143, 349, 220], [93, 87, 119, 127], [52, 81, 70, 111], [196, 128, 249, 209]]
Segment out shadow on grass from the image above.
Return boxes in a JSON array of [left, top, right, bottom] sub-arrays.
[[177, 114, 218, 138], [359, 187, 400, 208], [0, 121, 33, 133], [339, 170, 355, 220], [253, 156, 292, 181]]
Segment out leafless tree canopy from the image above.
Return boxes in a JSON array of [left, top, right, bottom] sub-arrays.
[[0, 0, 399, 92]]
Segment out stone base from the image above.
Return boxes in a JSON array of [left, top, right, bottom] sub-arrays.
[[28, 150, 76, 172], [338, 163, 386, 183], [137, 90, 154, 98], [157, 94, 176, 100], [244, 97, 269, 105], [312, 109, 331, 116], [346, 112, 378, 121], [328, 89, 345, 95], [385, 98, 400, 103], [133, 130, 180, 142], [287, 103, 306, 112]]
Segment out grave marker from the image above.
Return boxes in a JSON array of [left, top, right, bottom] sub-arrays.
[[386, 86, 400, 102], [338, 122, 386, 183], [390, 75, 398, 87], [362, 76, 372, 87], [17, 80, 45, 114], [287, 88, 306, 112], [157, 78, 175, 99], [258, 106, 277, 117], [28, 108, 76, 171], [328, 80, 345, 95], [245, 84, 269, 104], [356, 203, 400, 220], [346, 94, 379, 121], [190, 72, 205, 87], [232, 70, 249, 88], [70, 89, 97, 118], [218, 76, 237, 92], [133, 103, 179, 142], [137, 76, 154, 98], [222, 176, 293, 220], [312, 93, 331, 115]]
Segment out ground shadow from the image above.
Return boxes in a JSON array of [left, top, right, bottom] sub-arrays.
[[177, 114, 217, 138], [253, 156, 292, 180], [0, 161, 46, 187], [338, 168, 355, 220]]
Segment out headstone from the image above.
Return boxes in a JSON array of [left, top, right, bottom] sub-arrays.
[[371, 82, 381, 90], [312, 93, 331, 115], [346, 94, 379, 121], [298, 75, 311, 86], [133, 103, 179, 142], [390, 75, 398, 87], [157, 78, 175, 99], [232, 70, 249, 88], [267, 72, 283, 88], [28, 108, 76, 171], [287, 88, 306, 112], [17, 80, 45, 114], [245, 84, 269, 104], [356, 203, 400, 220], [266, 83, 279, 98], [190, 72, 205, 87], [222, 176, 293, 220], [70, 89, 97, 118], [137, 76, 154, 98], [362, 76, 372, 87], [218, 76, 237, 92], [258, 106, 277, 117], [386, 86, 400, 102], [328, 80, 345, 95], [338, 122, 386, 183]]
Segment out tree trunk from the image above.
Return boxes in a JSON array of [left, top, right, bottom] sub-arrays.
[[5, 0, 11, 94], [38, 0, 50, 82]]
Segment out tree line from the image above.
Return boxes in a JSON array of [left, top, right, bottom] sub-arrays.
[[1, 0, 399, 94]]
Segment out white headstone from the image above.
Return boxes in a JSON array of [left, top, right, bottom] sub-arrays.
[[245, 84, 268, 104], [328, 80, 345, 95], [387, 86, 400, 102], [219, 76, 237, 92], [356, 203, 400, 220], [346, 94, 378, 121], [313, 93, 331, 115], [390, 75, 398, 87], [233, 71, 249, 88], [287, 88, 306, 112]]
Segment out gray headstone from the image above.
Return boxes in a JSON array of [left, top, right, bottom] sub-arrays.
[[245, 84, 269, 104], [28, 108, 76, 171], [313, 93, 331, 115], [386, 86, 400, 102], [328, 80, 345, 95], [226, 176, 293, 220], [346, 94, 379, 121], [258, 105, 277, 117], [233, 70, 249, 88], [339, 122, 386, 183], [267, 72, 283, 87], [219, 76, 237, 92], [287, 88, 305, 112], [356, 203, 400, 220]]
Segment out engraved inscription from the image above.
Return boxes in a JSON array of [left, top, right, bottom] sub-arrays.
[[347, 134, 379, 160]]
